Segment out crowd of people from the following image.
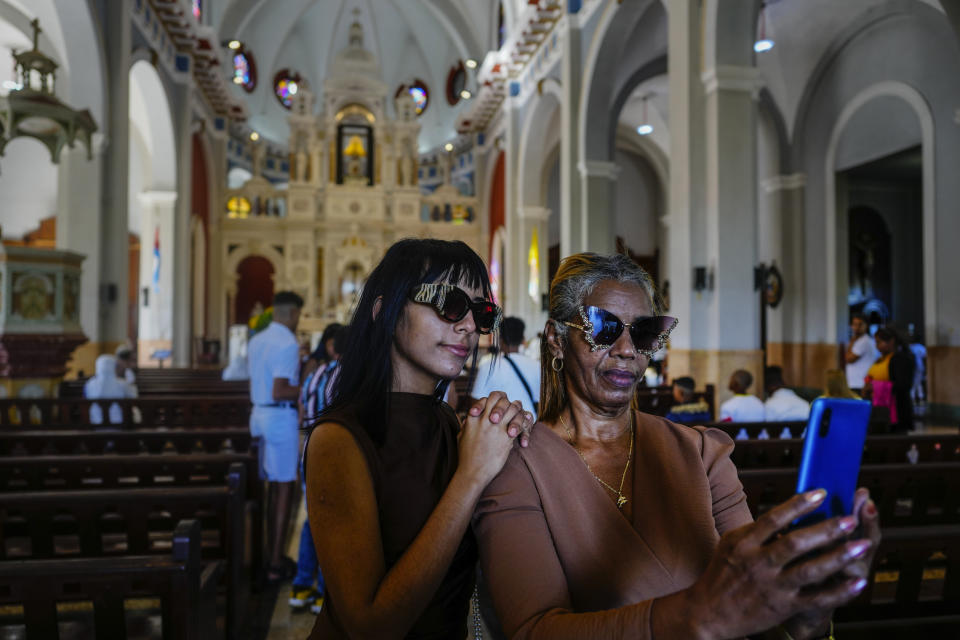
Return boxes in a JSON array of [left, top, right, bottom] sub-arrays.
[[220, 240, 882, 640]]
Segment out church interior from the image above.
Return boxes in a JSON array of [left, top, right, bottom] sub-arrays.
[[1, 0, 959, 637]]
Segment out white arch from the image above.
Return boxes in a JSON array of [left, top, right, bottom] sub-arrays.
[[518, 86, 562, 208], [129, 60, 176, 191], [824, 81, 936, 344]]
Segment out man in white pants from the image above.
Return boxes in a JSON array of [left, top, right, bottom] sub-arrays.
[[248, 291, 303, 582]]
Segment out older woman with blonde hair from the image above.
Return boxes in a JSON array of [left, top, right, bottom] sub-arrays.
[[474, 253, 880, 639]]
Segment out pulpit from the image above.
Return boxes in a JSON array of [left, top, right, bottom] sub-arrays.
[[0, 244, 87, 397]]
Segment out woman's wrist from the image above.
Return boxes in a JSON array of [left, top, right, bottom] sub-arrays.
[[651, 588, 715, 640]]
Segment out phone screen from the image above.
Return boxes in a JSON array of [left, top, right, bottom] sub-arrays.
[[793, 397, 872, 528]]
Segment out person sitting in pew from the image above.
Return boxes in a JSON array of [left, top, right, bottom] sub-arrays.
[[764, 365, 810, 422], [84, 354, 137, 425], [664, 376, 712, 424], [719, 369, 765, 422]]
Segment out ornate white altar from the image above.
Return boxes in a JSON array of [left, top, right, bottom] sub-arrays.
[[220, 16, 482, 326]]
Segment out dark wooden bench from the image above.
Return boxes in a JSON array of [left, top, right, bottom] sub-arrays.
[[0, 464, 248, 638], [705, 419, 916, 440], [835, 524, 960, 637], [60, 368, 248, 399], [0, 519, 219, 640], [0, 396, 251, 428], [739, 462, 960, 526], [730, 434, 960, 469], [0, 427, 254, 456]]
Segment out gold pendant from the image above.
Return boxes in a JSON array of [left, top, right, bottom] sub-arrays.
[[616, 495, 627, 508]]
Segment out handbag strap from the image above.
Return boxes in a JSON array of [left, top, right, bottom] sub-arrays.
[[502, 354, 536, 411]]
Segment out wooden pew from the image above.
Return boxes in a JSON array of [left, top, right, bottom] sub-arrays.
[[0, 396, 251, 428], [706, 418, 914, 440], [835, 524, 960, 637], [738, 462, 960, 527], [730, 434, 960, 469], [0, 463, 248, 638], [0, 427, 253, 456], [60, 368, 248, 398], [0, 519, 219, 640]]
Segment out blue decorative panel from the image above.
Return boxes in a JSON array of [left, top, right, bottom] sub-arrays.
[[281, 162, 289, 172], [215, 118, 225, 131], [175, 55, 190, 72], [568, 0, 582, 13], [429, 167, 436, 178], [509, 82, 520, 97], [267, 159, 275, 169], [477, 133, 485, 146]]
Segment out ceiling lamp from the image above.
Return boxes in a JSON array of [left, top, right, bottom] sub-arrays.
[[228, 40, 242, 50], [0, 18, 97, 163], [465, 59, 477, 69], [754, 2, 774, 53], [249, 131, 260, 141], [444, 142, 454, 152], [637, 94, 653, 136], [460, 89, 472, 100]]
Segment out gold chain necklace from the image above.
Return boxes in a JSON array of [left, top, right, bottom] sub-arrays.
[[559, 413, 633, 509]]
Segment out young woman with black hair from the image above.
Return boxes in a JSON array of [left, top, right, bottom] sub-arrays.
[[304, 239, 534, 639]]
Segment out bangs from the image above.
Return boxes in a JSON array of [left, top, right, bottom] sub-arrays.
[[420, 244, 493, 301]]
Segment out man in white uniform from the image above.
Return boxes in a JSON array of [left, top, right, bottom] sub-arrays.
[[763, 365, 810, 422], [248, 290, 303, 582], [845, 314, 878, 390], [719, 369, 766, 422], [470, 317, 540, 420]]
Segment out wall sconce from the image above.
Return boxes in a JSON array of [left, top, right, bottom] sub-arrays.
[[693, 266, 708, 293]]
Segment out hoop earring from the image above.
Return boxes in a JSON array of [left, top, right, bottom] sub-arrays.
[[551, 356, 564, 372]]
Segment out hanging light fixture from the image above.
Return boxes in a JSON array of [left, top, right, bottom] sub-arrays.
[[637, 94, 653, 136], [754, 2, 774, 53], [0, 18, 97, 163]]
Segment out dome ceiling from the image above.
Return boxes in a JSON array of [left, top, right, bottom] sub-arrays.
[[215, 0, 498, 150]]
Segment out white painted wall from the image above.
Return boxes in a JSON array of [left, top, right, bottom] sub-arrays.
[[0, 138, 58, 239], [613, 148, 659, 256]]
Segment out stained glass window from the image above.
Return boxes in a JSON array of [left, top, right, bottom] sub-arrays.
[[274, 70, 302, 109], [409, 86, 427, 114], [192, 0, 201, 20], [232, 46, 256, 92]]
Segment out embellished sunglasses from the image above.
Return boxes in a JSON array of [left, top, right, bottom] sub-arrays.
[[562, 305, 677, 355], [410, 283, 503, 335]]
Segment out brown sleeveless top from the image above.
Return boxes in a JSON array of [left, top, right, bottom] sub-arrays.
[[308, 392, 476, 640]]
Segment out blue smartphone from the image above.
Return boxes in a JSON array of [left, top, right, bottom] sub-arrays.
[[794, 397, 872, 527]]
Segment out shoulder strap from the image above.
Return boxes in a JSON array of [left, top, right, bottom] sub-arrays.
[[502, 354, 536, 411]]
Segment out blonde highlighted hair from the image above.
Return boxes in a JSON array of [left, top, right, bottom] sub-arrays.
[[539, 253, 663, 423]]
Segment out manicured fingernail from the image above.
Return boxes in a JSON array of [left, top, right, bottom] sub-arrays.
[[847, 541, 871, 559], [852, 578, 868, 593], [525, 412, 533, 422], [508, 427, 518, 437], [866, 500, 877, 516], [491, 413, 501, 423], [806, 489, 827, 503], [839, 516, 857, 532]]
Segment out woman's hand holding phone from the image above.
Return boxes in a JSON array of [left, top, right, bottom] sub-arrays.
[[780, 487, 881, 639]]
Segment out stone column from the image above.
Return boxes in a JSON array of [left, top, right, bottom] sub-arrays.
[[170, 83, 194, 366], [666, 0, 707, 381], [97, 0, 132, 351], [577, 161, 619, 254], [559, 15, 583, 256], [701, 65, 762, 402], [56, 134, 106, 376]]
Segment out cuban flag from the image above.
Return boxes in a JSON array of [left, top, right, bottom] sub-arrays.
[[152, 227, 160, 293]]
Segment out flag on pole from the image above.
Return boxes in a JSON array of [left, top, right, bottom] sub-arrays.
[[152, 226, 160, 293]]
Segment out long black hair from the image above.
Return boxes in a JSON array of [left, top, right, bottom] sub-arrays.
[[318, 238, 496, 446]]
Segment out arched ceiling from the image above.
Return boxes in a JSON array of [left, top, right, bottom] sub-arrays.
[[758, 0, 943, 139], [216, 0, 498, 150]]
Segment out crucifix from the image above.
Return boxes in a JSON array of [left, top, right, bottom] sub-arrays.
[[30, 18, 41, 51]]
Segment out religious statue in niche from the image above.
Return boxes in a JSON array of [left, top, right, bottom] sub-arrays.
[[847, 207, 891, 311], [338, 124, 372, 186]]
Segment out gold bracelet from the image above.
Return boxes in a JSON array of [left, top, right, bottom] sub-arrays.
[[778, 620, 835, 640]]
